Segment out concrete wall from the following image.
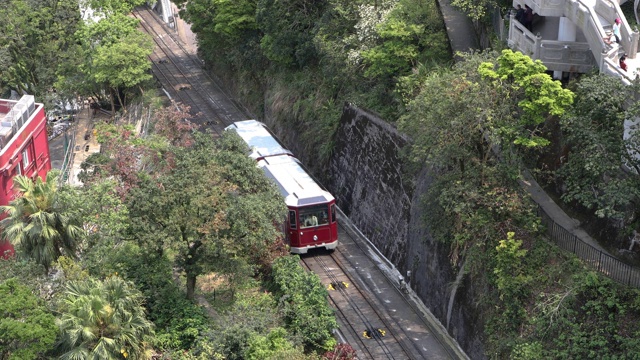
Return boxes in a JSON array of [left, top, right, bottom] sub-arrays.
[[328, 104, 411, 268]]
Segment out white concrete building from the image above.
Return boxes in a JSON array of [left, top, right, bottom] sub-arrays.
[[508, 0, 639, 83]]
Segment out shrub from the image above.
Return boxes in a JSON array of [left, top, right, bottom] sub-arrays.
[[270, 255, 337, 352]]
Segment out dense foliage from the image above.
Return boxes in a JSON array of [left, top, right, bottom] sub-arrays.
[[175, 0, 640, 357], [54, 276, 155, 359], [0, 0, 82, 98], [0, 279, 57, 360], [398, 51, 640, 358], [178, 0, 449, 173], [1, 172, 84, 273], [0, 95, 341, 358], [0, 0, 153, 111], [556, 74, 640, 221], [270, 256, 338, 352]]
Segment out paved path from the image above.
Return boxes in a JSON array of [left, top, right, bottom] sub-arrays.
[[437, 0, 480, 59], [519, 170, 607, 253]]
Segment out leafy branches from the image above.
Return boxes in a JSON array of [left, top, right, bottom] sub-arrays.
[[0, 172, 84, 273], [0, 0, 82, 96], [478, 50, 574, 148], [0, 279, 57, 360], [493, 232, 532, 326], [127, 132, 286, 300], [54, 276, 155, 359], [256, 0, 327, 67], [360, 0, 449, 81], [271, 256, 337, 352], [557, 74, 640, 220]]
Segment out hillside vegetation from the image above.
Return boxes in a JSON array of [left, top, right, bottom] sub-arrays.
[[1, 0, 640, 358]]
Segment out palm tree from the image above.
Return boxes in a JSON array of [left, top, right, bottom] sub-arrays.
[[55, 276, 155, 360], [0, 171, 83, 272]]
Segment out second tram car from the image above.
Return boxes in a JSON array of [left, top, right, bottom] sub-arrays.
[[226, 120, 338, 253], [224, 119, 292, 160]]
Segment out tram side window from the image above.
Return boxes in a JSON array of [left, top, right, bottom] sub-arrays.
[[320, 210, 329, 225], [331, 204, 336, 223], [289, 210, 297, 229]]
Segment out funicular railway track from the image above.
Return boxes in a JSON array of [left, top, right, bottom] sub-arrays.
[[302, 218, 457, 360], [132, 7, 245, 134], [302, 249, 413, 359], [133, 6, 463, 359]]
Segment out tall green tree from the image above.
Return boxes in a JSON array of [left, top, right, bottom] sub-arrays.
[[56, 12, 140, 103], [179, 0, 265, 74], [0, 0, 82, 97], [55, 276, 154, 360], [398, 52, 506, 178], [127, 132, 286, 300], [0, 172, 83, 273], [0, 278, 57, 360], [58, 12, 153, 112], [91, 29, 154, 112], [397, 51, 545, 262], [399, 51, 573, 180], [478, 49, 574, 148]]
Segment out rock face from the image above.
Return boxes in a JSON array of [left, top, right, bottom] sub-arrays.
[[324, 103, 486, 359], [405, 169, 487, 359]]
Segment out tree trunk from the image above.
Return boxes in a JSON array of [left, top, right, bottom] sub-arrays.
[[116, 88, 125, 113], [109, 87, 116, 115], [183, 233, 202, 301], [186, 272, 197, 300]]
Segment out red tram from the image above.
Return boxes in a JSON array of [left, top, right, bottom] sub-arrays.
[[226, 120, 338, 253]]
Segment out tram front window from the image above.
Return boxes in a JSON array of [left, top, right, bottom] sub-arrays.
[[299, 205, 329, 228]]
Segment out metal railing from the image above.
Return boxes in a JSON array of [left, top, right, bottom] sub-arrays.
[[492, 6, 509, 42], [58, 131, 76, 187], [536, 205, 640, 287]]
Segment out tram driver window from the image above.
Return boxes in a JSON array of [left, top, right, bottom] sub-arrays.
[[331, 204, 336, 223], [303, 215, 318, 227], [299, 205, 327, 228]]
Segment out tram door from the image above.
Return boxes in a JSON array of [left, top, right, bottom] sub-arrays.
[[287, 209, 297, 246]]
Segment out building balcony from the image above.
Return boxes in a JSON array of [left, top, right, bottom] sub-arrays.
[[509, 18, 596, 72], [508, 0, 640, 83]]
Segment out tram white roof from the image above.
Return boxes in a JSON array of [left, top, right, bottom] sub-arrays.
[[225, 120, 292, 160], [258, 155, 334, 208]]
